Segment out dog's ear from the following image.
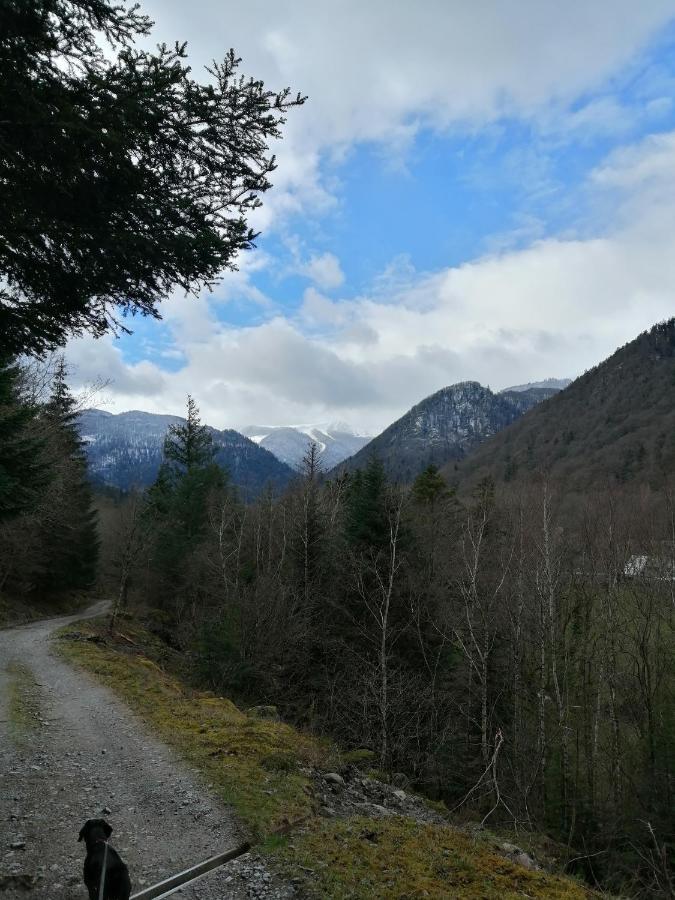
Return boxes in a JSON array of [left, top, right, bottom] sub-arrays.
[[103, 821, 113, 838], [78, 824, 87, 842]]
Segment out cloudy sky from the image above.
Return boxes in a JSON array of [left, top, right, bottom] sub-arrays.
[[67, 0, 675, 434]]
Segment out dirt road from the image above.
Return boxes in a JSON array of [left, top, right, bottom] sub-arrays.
[[0, 605, 295, 899]]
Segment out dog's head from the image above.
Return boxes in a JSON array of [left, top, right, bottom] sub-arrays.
[[78, 818, 112, 847]]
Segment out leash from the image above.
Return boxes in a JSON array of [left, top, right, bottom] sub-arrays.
[[129, 840, 251, 900], [98, 840, 109, 900], [129, 815, 308, 900]]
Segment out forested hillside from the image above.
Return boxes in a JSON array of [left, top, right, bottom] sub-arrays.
[[338, 381, 559, 481], [78, 408, 294, 497], [451, 319, 675, 492], [101, 416, 674, 897]]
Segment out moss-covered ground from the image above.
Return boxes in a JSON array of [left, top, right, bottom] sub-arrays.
[[280, 817, 595, 899], [56, 617, 601, 899]]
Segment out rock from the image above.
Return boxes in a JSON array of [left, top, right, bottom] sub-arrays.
[[373, 803, 391, 815], [392, 789, 407, 802], [246, 705, 280, 721], [500, 842, 539, 871], [323, 772, 344, 786], [9, 841, 26, 850], [500, 841, 519, 854], [102, 805, 112, 815]]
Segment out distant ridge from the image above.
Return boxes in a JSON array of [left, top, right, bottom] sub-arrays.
[[335, 381, 560, 482], [502, 377, 572, 393], [241, 423, 371, 471], [451, 319, 675, 491], [78, 409, 295, 498]]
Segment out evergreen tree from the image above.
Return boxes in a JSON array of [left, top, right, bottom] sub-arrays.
[[163, 396, 215, 474], [0, 357, 49, 521], [146, 396, 226, 609], [412, 464, 451, 506], [35, 357, 99, 592], [0, 0, 304, 356], [345, 456, 389, 550]]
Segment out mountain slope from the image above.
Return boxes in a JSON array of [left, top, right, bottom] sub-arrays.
[[336, 381, 559, 482], [78, 409, 295, 497], [503, 378, 572, 393], [451, 319, 675, 491], [242, 423, 371, 471]]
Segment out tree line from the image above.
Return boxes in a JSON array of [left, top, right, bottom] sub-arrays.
[[105, 397, 674, 898], [0, 357, 98, 599], [1, 3, 672, 895]]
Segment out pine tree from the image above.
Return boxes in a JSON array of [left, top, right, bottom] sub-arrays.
[[163, 396, 215, 474], [35, 357, 99, 592], [412, 465, 451, 506], [145, 396, 226, 609], [1, 0, 304, 356], [0, 357, 49, 521], [345, 456, 389, 550]]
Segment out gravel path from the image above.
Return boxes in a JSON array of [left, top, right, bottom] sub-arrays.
[[0, 605, 296, 900]]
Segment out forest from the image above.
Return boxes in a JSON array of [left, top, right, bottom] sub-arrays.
[[5, 372, 670, 896], [1, 3, 673, 897]]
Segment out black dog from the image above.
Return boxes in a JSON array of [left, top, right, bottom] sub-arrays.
[[78, 819, 131, 900]]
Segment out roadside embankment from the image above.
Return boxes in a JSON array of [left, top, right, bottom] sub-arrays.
[[58, 616, 602, 900]]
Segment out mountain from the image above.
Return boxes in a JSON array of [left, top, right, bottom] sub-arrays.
[[503, 378, 572, 393], [451, 319, 675, 492], [335, 381, 560, 482], [241, 423, 371, 471], [78, 409, 295, 497]]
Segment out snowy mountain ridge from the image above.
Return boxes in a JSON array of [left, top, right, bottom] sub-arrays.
[[240, 423, 372, 471], [77, 408, 295, 497]]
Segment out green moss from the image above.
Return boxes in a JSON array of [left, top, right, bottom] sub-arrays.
[[275, 818, 597, 900]]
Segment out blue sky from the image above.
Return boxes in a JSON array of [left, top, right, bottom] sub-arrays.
[[69, 1, 675, 433]]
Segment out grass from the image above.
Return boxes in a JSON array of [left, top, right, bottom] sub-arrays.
[[57, 617, 601, 899], [6, 661, 42, 744], [278, 817, 596, 899]]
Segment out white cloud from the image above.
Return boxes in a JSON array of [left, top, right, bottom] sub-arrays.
[[67, 126, 675, 434], [67, 336, 167, 400], [592, 130, 675, 188], [64, 7, 675, 435], [142, 0, 675, 225], [303, 252, 345, 290]]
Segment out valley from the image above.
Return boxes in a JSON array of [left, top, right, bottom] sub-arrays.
[[2, 3, 675, 896]]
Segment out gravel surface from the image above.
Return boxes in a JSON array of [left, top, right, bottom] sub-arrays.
[[0, 604, 296, 899]]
